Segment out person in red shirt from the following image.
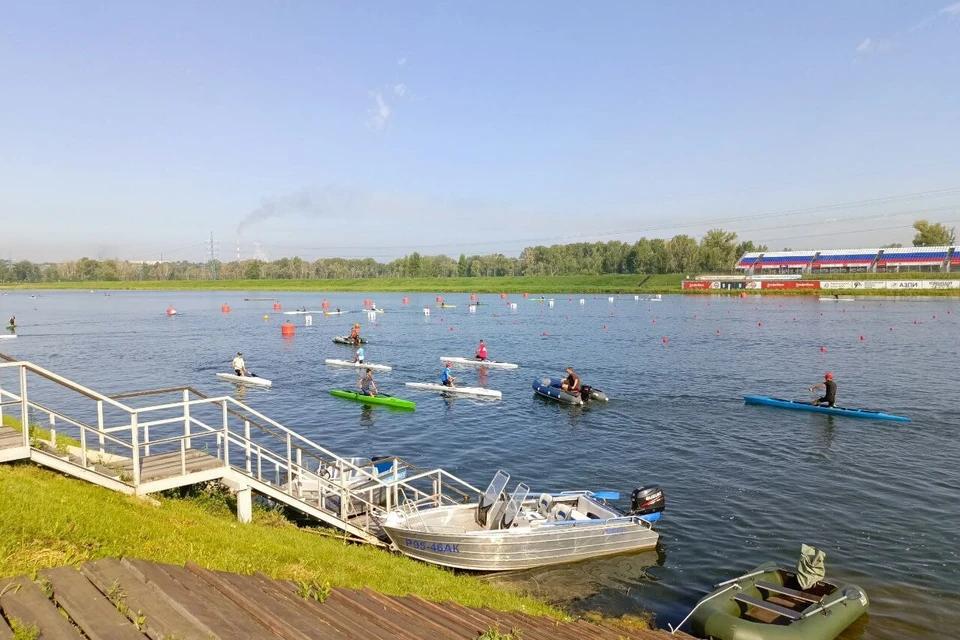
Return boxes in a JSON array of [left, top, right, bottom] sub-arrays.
[[475, 340, 488, 361]]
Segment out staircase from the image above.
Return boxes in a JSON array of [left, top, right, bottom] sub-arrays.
[[0, 356, 481, 547]]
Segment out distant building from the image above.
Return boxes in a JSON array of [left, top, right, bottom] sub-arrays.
[[735, 246, 960, 274]]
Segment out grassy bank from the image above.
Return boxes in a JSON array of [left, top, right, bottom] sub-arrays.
[[1, 274, 683, 294], [0, 461, 556, 616]]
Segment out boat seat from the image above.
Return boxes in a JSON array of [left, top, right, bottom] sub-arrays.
[[734, 593, 802, 621], [550, 504, 572, 521], [568, 509, 591, 521], [537, 493, 553, 517], [756, 581, 821, 604]]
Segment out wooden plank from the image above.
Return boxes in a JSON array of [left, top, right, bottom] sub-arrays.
[[0, 576, 82, 640], [184, 561, 313, 640], [359, 588, 463, 640], [734, 592, 801, 620], [327, 589, 423, 640], [41, 566, 145, 640], [242, 573, 344, 639], [405, 595, 491, 637], [0, 615, 12, 640], [122, 559, 273, 640], [296, 591, 395, 640], [81, 558, 216, 640], [392, 595, 487, 638]]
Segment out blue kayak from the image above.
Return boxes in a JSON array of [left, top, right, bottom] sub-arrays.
[[744, 395, 911, 423]]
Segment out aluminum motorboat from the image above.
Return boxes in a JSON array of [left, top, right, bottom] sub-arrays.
[[376, 470, 664, 571]]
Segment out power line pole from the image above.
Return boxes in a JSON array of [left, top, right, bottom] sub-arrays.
[[207, 232, 218, 280]]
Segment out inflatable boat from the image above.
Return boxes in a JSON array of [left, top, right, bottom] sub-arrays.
[[532, 378, 608, 405]]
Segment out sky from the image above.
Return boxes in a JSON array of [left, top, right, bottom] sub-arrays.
[[1, 1, 959, 263]]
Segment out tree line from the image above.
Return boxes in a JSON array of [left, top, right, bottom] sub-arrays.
[[0, 219, 953, 283]]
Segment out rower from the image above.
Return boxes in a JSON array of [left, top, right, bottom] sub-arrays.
[[358, 368, 378, 396], [441, 362, 456, 388], [354, 346, 365, 364], [810, 372, 837, 408], [475, 340, 488, 361], [232, 352, 248, 377], [561, 367, 580, 394], [7, 315, 14, 328]]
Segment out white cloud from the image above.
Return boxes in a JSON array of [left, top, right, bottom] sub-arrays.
[[856, 38, 875, 53], [393, 83, 407, 97], [941, 2, 960, 15], [856, 37, 894, 54], [366, 93, 390, 131], [397, 57, 407, 66]]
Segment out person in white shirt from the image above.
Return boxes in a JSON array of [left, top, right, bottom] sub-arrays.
[[232, 352, 247, 376], [354, 346, 365, 364]]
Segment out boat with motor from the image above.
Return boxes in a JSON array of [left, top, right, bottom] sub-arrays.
[[440, 356, 519, 370], [376, 469, 664, 571], [325, 359, 392, 372], [216, 373, 272, 387], [333, 335, 368, 345], [404, 382, 502, 399], [683, 546, 868, 640], [744, 396, 910, 422], [329, 389, 415, 410], [532, 378, 608, 405]]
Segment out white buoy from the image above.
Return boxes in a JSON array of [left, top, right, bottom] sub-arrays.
[[579, 299, 585, 306], [367, 311, 377, 322], [305, 315, 313, 326], [423, 307, 431, 316], [510, 302, 518, 310], [634, 295, 640, 301], [469, 305, 477, 313], [608, 296, 614, 303], [548, 300, 554, 308]]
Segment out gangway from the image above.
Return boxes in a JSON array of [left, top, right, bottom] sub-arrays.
[[0, 355, 481, 547]]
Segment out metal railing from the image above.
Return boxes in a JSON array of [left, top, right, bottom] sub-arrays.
[[0, 356, 482, 541]]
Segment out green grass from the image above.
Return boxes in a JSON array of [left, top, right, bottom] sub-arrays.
[[1, 415, 79, 454], [1, 275, 681, 294], [0, 463, 557, 616]]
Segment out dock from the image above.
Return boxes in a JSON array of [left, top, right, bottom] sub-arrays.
[[0, 558, 692, 639]]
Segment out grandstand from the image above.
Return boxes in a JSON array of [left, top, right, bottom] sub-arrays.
[[735, 246, 958, 274]]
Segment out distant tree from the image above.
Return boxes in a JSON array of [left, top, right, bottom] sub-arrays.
[[912, 220, 955, 246], [698, 229, 738, 271], [881, 243, 904, 248]]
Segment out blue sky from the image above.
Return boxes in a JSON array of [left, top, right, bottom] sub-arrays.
[[2, 1, 959, 262]]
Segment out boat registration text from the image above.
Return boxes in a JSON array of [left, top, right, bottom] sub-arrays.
[[405, 539, 460, 553]]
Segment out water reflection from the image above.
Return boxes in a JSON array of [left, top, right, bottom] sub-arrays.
[[359, 404, 375, 427], [483, 548, 663, 607]]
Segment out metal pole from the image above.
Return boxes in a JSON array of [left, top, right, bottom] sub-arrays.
[[221, 400, 229, 467], [19, 365, 29, 447], [97, 400, 105, 454], [244, 420, 251, 473], [183, 389, 191, 448], [130, 412, 140, 486], [285, 433, 292, 494]]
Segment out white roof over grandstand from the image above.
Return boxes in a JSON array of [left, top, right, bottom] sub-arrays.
[[740, 246, 955, 259]]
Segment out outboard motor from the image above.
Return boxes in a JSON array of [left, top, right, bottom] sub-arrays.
[[629, 486, 665, 517]]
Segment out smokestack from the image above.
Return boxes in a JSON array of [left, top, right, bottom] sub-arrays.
[[236, 238, 240, 261]]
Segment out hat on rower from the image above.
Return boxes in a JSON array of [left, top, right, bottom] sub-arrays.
[[824, 372, 833, 379], [445, 362, 451, 367], [237, 351, 242, 355]]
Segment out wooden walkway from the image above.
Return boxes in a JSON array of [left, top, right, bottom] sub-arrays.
[[0, 558, 693, 639]]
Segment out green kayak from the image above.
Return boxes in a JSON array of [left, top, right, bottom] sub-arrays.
[[689, 562, 868, 640], [329, 389, 415, 410]]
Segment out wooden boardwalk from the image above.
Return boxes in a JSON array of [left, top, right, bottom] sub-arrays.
[[0, 558, 693, 639]]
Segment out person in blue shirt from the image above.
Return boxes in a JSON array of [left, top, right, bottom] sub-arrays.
[[354, 346, 365, 364], [441, 362, 456, 387]]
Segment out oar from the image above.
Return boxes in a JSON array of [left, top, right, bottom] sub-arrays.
[[801, 587, 864, 618]]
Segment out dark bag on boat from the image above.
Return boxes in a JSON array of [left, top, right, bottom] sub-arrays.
[[797, 544, 826, 589], [579, 384, 591, 400]]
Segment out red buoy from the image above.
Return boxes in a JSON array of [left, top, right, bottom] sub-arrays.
[[221, 304, 230, 313], [449, 326, 454, 331], [273, 302, 281, 311], [402, 297, 409, 304], [758, 322, 762, 327], [470, 294, 477, 301], [662, 337, 668, 344], [166, 306, 176, 316], [820, 346, 826, 352], [321, 300, 330, 309], [542, 331, 548, 336], [500, 293, 507, 299], [523, 292, 529, 298], [860, 335, 865, 341], [281, 322, 295, 336]]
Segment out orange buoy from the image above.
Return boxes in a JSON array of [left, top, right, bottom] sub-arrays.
[[436, 296, 443, 303], [470, 294, 477, 301], [166, 306, 176, 316], [273, 302, 281, 311], [820, 346, 826, 352], [221, 304, 230, 313], [402, 297, 409, 304], [523, 292, 529, 298], [542, 331, 547, 336], [321, 300, 329, 309], [281, 322, 295, 336], [500, 293, 507, 299]]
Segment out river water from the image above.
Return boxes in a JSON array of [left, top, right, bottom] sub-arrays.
[[1, 290, 957, 639]]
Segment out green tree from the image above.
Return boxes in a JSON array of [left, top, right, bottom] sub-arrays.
[[912, 220, 955, 246], [699, 229, 738, 271], [406, 252, 422, 278]]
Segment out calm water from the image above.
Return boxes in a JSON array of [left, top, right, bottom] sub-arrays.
[[2, 290, 958, 639]]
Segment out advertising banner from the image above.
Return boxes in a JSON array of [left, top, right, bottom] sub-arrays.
[[818, 280, 960, 290], [923, 280, 960, 289], [758, 281, 821, 290], [682, 281, 712, 289]]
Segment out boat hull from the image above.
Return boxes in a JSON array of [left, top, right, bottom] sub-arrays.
[[691, 565, 868, 640], [379, 503, 657, 572], [404, 382, 501, 398], [333, 336, 368, 344], [744, 396, 910, 422], [325, 359, 392, 371], [329, 389, 415, 410], [216, 373, 272, 387], [440, 356, 519, 369]]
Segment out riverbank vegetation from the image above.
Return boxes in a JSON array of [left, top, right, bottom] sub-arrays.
[[0, 461, 556, 615]]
